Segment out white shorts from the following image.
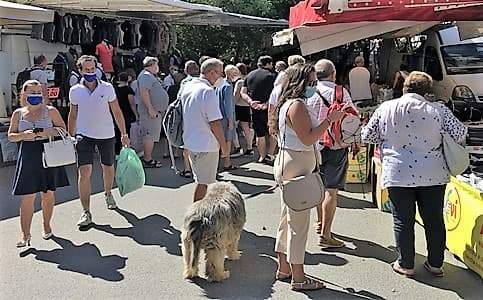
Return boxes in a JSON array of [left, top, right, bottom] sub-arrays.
[[188, 151, 219, 185]]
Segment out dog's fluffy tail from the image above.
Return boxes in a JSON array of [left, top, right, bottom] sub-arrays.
[[186, 218, 205, 270]]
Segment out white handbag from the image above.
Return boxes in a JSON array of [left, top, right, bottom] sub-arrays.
[[42, 128, 77, 168], [441, 131, 470, 176], [278, 99, 325, 212]]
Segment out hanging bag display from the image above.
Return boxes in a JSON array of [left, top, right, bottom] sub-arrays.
[[42, 128, 77, 168], [278, 99, 325, 212]]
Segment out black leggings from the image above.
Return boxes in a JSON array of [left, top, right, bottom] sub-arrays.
[[388, 185, 446, 269]]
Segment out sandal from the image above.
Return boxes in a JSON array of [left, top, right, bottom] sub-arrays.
[[291, 278, 325, 291], [275, 270, 292, 281], [180, 170, 192, 178], [223, 165, 238, 171], [424, 261, 444, 277], [314, 222, 322, 235], [391, 261, 415, 278], [142, 159, 162, 168]]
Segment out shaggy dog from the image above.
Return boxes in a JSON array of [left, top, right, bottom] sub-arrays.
[[181, 182, 246, 282]]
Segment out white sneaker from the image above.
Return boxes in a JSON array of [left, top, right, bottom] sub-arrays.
[[77, 211, 92, 227], [105, 193, 117, 210]]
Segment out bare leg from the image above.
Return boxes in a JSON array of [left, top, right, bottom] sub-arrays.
[[240, 122, 253, 151], [79, 165, 92, 211], [40, 191, 55, 234], [183, 149, 191, 172], [277, 252, 291, 274], [257, 136, 267, 161], [194, 184, 208, 202], [268, 135, 277, 156], [19, 194, 36, 240], [101, 164, 115, 195], [143, 138, 155, 161], [291, 264, 305, 283], [224, 141, 232, 168], [322, 189, 338, 238]]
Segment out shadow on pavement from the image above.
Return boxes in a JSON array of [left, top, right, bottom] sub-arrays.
[[326, 235, 480, 299], [92, 208, 181, 256], [19, 236, 127, 282], [224, 179, 275, 199], [337, 195, 376, 210], [190, 230, 355, 299], [226, 167, 274, 181]]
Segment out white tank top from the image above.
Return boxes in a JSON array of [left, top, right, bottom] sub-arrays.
[[278, 99, 321, 151]]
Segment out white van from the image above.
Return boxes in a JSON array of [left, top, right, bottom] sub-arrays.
[[382, 24, 483, 115], [423, 25, 483, 112]]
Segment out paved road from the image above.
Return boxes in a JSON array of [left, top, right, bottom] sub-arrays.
[[0, 154, 481, 300]]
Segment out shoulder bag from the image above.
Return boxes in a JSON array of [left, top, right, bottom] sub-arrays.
[[42, 127, 77, 168], [279, 99, 325, 211]]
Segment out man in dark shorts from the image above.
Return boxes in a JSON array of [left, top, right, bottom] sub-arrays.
[[241, 56, 276, 163], [68, 55, 130, 227]]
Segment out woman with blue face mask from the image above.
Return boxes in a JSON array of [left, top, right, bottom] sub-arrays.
[[8, 80, 69, 248]]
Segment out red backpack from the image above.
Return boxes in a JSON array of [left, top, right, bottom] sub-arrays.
[[322, 85, 360, 149]]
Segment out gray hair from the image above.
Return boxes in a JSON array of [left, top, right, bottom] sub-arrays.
[[184, 60, 199, 76], [143, 56, 159, 67], [315, 59, 336, 81], [201, 58, 223, 75], [355, 56, 365, 65], [288, 55, 305, 66]]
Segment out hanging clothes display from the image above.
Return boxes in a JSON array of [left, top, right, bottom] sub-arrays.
[[63, 14, 73, 44]]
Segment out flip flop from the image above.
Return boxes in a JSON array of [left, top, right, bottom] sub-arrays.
[[180, 170, 192, 178], [424, 261, 444, 277], [291, 278, 325, 291], [391, 262, 415, 278]]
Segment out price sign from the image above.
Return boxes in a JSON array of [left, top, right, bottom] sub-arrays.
[[47, 87, 60, 99]]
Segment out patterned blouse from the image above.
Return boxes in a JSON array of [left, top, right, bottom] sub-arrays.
[[361, 93, 467, 188]]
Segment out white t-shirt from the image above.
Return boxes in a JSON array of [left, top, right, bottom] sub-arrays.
[[348, 67, 372, 101], [268, 85, 282, 108], [69, 80, 117, 139], [180, 77, 223, 153]]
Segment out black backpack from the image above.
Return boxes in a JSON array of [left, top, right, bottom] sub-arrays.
[[16, 68, 33, 92]]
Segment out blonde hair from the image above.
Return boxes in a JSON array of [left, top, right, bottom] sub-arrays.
[[76, 55, 97, 70], [224, 64, 240, 78], [355, 56, 365, 65], [288, 55, 305, 66], [403, 71, 433, 96], [20, 80, 42, 106]]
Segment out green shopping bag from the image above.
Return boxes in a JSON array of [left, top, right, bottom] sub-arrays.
[[116, 147, 145, 197]]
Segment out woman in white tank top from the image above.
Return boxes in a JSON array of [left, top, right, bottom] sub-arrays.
[[270, 64, 345, 291]]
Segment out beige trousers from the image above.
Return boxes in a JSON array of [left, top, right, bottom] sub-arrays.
[[274, 149, 317, 264]]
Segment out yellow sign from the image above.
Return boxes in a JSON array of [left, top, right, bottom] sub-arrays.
[[444, 185, 462, 231]]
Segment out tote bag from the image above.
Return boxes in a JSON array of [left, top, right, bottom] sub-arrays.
[[42, 128, 77, 168]]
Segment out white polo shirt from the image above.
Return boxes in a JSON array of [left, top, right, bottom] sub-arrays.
[[348, 67, 372, 101], [180, 77, 223, 153], [69, 80, 117, 139]]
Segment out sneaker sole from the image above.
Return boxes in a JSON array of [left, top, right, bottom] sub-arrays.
[[318, 242, 345, 249]]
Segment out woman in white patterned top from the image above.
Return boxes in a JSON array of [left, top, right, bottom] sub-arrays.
[[361, 71, 467, 277]]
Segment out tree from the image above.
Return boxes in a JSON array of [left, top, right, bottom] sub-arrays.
[[175, 0, 296, 64]]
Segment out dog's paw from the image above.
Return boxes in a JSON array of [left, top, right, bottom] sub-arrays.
[[223, 270, 230, 280], [227, 251, 241, 261], [183, 268, 199, 279]]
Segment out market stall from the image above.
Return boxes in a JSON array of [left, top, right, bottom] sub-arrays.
[[274, 0, 483, 278]]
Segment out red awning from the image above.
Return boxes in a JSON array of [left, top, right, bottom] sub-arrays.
[[290, 0, 483, 28]]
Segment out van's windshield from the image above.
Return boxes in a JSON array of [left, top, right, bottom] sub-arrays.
[[441, 43, 483, 74]]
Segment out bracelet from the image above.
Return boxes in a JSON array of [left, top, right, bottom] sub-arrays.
[[122, 134, 129, 137]]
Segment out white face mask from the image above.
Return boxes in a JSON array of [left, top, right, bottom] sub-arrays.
[[213, 77, 224, 88]]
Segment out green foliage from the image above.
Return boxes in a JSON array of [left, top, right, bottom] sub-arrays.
[[176, 0, 295, 63]]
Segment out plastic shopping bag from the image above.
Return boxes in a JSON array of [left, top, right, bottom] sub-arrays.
[[130, 122, 143, 154], [116, 147, 145, 197]]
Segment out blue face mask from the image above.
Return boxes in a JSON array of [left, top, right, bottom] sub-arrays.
[[26, 94, 43, 106], [304, 86, 316, 99], [83, 72, 97, 82]]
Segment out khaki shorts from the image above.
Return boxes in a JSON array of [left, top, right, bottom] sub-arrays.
[[189, 151, 219, 185], [139, 111, 164, 142]]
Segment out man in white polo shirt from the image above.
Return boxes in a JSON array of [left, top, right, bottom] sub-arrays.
[[68, 55, 130, 227], [348, 56, 373, 104], [180, 58, 228, 202]]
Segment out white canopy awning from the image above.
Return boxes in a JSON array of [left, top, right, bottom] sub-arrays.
[[273, 21, 441, 55], [12, 0, 287, 27], [0, 0, 54, 25]]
